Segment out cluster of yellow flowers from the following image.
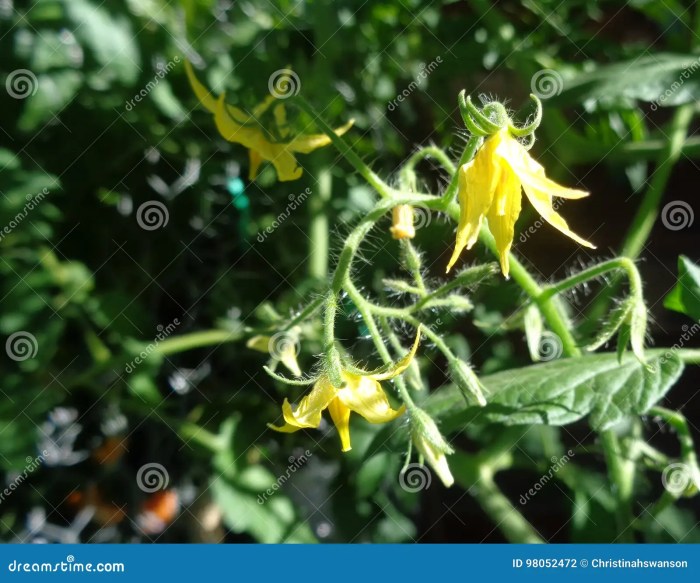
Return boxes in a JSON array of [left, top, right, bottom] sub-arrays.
[[187, 66, 594, 485]]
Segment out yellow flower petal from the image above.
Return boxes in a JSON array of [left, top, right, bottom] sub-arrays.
[[496, 137, 589, 200], [446, 133, 502, 273], [327, 398, 352, 452], [288, 120, 355, 154], [371, 328, 421, 381], [337, 373, 406, 424], [521, 185, 596, 249], [214, 94, 264, 147], [265, 146, 304, 182], [184, 61, 217, 114], [248, 149, 264, 181], [279, 377, 337, 429], [486, 161, 522, 278]]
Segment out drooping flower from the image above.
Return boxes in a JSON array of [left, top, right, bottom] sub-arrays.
[[185, 61, 353, 182], [446, 128, 595, 277], [269, 332, 420, 452], [409, 408, 455, 487]]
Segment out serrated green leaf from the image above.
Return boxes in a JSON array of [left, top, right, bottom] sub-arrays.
[[553, 54, 700, 108], [427, 351, 683, 431]]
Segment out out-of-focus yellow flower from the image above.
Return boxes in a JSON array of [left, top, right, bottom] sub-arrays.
[[269, 332, 420, 451], [447, 128, 595, 277], [185, 61, 353, 182], [390, 204, 416, 240]]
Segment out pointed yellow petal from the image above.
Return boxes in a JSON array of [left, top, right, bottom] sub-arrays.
[[248, 149, 264, 181], [214, 94, 263, 147], [522, 184, 596, 248], [278, 377, 337, 429], [486, 162, 522, 277], [273, 103, 291, 139], [185, 61, 217, 113], [246, 334, 271, 353], [337, 374, 406, 424], [288, 120, 354, 154], [446, 133, 503, 272], [327, 398, 352, 452], [496, 135, 589, 200], [371, 328, 421, 381], [266, 146, 303, 181], [279, 346, 302, 378]]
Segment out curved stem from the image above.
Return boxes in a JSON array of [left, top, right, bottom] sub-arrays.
[[156, 329, 239, 356]]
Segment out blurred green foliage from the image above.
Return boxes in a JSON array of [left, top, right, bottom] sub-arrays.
[[1, 0, 699, 543]]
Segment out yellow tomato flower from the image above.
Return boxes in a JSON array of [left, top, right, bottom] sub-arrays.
[[447, 128, 595, 277], [390, 204, 416, 240], [269, 332, 420, 452], [185, 61, 353, 182]]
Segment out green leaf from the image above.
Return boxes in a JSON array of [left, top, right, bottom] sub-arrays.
[[553, 54, 700, 108], [18, 71, 83, 132], [427, 351, 683, 431], [65, 0, 141, 85], [664, 255, 700, 321], [210, 476, 316, 543]]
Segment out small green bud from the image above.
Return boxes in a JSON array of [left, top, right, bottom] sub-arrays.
[[409, 408, 455, 488], [448, 358, 487, 406]]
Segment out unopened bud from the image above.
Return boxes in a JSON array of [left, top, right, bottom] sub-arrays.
[[448, 358, 487, 406], [390, 205, 415, 240], [410, 408, 454, 488]]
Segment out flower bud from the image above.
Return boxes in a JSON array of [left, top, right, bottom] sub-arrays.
[[448, 358, 487, 406], [390, 205, 416, 240], [409, 408, 455, 488]]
